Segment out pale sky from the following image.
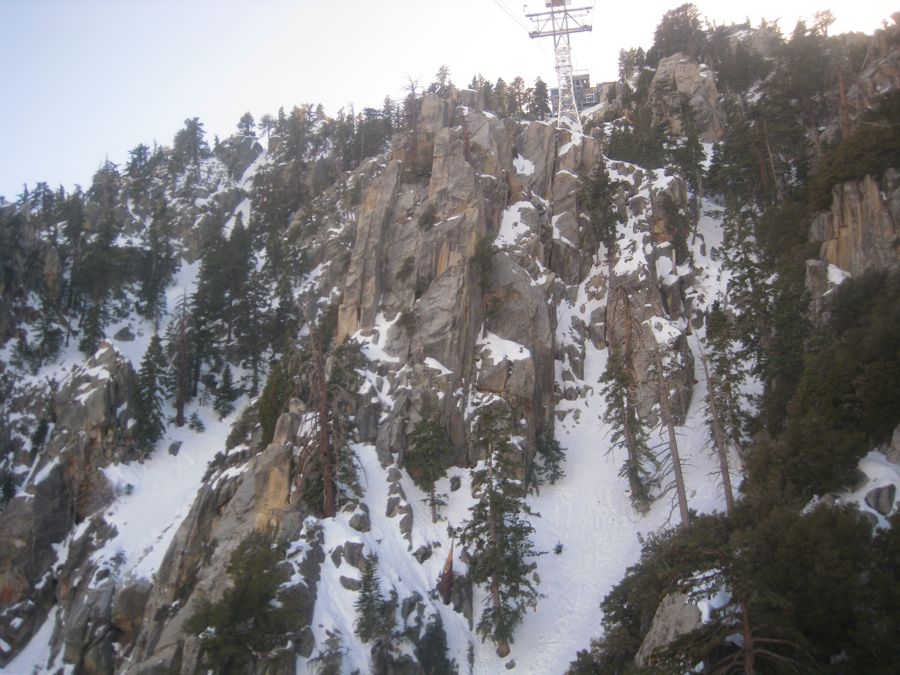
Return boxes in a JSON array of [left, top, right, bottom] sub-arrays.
[[0, 0, 893, 200]]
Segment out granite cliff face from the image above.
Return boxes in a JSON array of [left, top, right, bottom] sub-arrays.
[[2, 15, 899, 675]]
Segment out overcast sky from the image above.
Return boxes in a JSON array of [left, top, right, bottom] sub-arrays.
[[0, 0, 893, 200]]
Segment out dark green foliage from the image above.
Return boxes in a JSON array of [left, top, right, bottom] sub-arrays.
[[650, 3, 705, 61], [472, 236, 495, 291], [415, 614, 456, 675], [186, 531, 294, 673], [171, 117, 210, 172], [132, 334, 168, 454], [528, 428, 565, 491], [237, 111, 256, 137], [660, 193, 690, 263], [600, 350, 656, 508], [137, 203, 177, 324], [460, 405, 542, 652], [807, 94, 900, 212], [165, 292, 194, 427], [354, 554, 396, 644], [213, 364, 239, 420], [606, 106, 667, 168], [30, 418, 49, 453], [529, 78, 550, 121], [258, 359, 291, 445], [188, 412, 205, 432], [582, 158, 625, 255], [703, 304, 745, 445], [750, 270, 900, 501], [308, 631, 346, 674], [405, 409, 449, 521]]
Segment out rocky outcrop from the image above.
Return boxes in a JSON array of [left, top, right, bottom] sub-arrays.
[[844, 17, 900, 131], [129, 438, 318, 674], [809, 170, 900, 277], [214, 134, 263, 180], [649, 53, 725, 142], [0, 343, 134, 666], [634, 592, 702, 667]]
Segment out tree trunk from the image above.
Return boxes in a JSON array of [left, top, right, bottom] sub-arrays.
[[697, 343, 735, 515], [309, 326, 336, 518], [653, 346, 691, 526]]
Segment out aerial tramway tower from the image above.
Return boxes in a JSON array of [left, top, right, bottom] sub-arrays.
[[526, 1, 593, 133]]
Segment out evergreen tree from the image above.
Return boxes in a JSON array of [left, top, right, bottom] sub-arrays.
[[166, 292, 194, 427], [355, 553, 387, 643], [600, 348, 656, 509], [415, 614, 456, 675], [237, 111, 256, 137], [405, 408, 449, 522], [528, 428, 566, 492], [257, 113, 275, 143], [186, 531, 294, 673], [583, 158, 625, 259], [171, 117, 209, 173], [133, 334, 168, 455], [460, 405, 542, 657], [137, 202, 177, 326], [213, 364, 239, 420], [508, 76, 527, 118], [530, 78, 551, 121], [308, 631, 345, 675], [651, 3, 705, 61]]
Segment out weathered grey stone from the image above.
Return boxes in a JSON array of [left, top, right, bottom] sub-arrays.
[[343, 542, 366, 570], [398, 506, 414, 541], [635, 592, 702, 667], [412, 545, 432, 564], [349, 510, 371, 533], [214, 134, 263, 180], [886, 425, 900, 465], [385, 495, 403, 518], [330, 545, 344, 568], [111, 579, 152, 636], [113, 326, 135, 342], [649, 54, 725, 142], [339, 575, 361, 591], [167, 441, 182, 456], [815, 172, 900, 277], [865, 484, 896, 516], [401, 591, 423, 621]]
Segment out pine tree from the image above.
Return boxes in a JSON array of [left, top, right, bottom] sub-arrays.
[[530, 78, 551, 121], [354, 553, 399, 674], [186, 531, 294, 673], [133, 334, 168, 454], [237, 111, 256, 137], [405, 409, 449, 522], [308, 631, 345, 675], [460, 405, 541, 657], [415, 614, 456, 675], [528, 428, 566, 492], [583, 158, 626, 260], [138, 202, 177, 326], [213, 364, 239, 420], [166, 292, 194, 427], [648, 330, 690, 526], [355, 553, 387, 643], [600, 348, 656, 509]]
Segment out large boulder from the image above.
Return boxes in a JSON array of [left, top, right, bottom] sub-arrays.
[[634, 592, 702, 667], [649, 53, 725, 142], [810, 170, 900, 277]]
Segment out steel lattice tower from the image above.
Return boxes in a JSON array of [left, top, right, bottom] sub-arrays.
[[526, 1, 593, 133]]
